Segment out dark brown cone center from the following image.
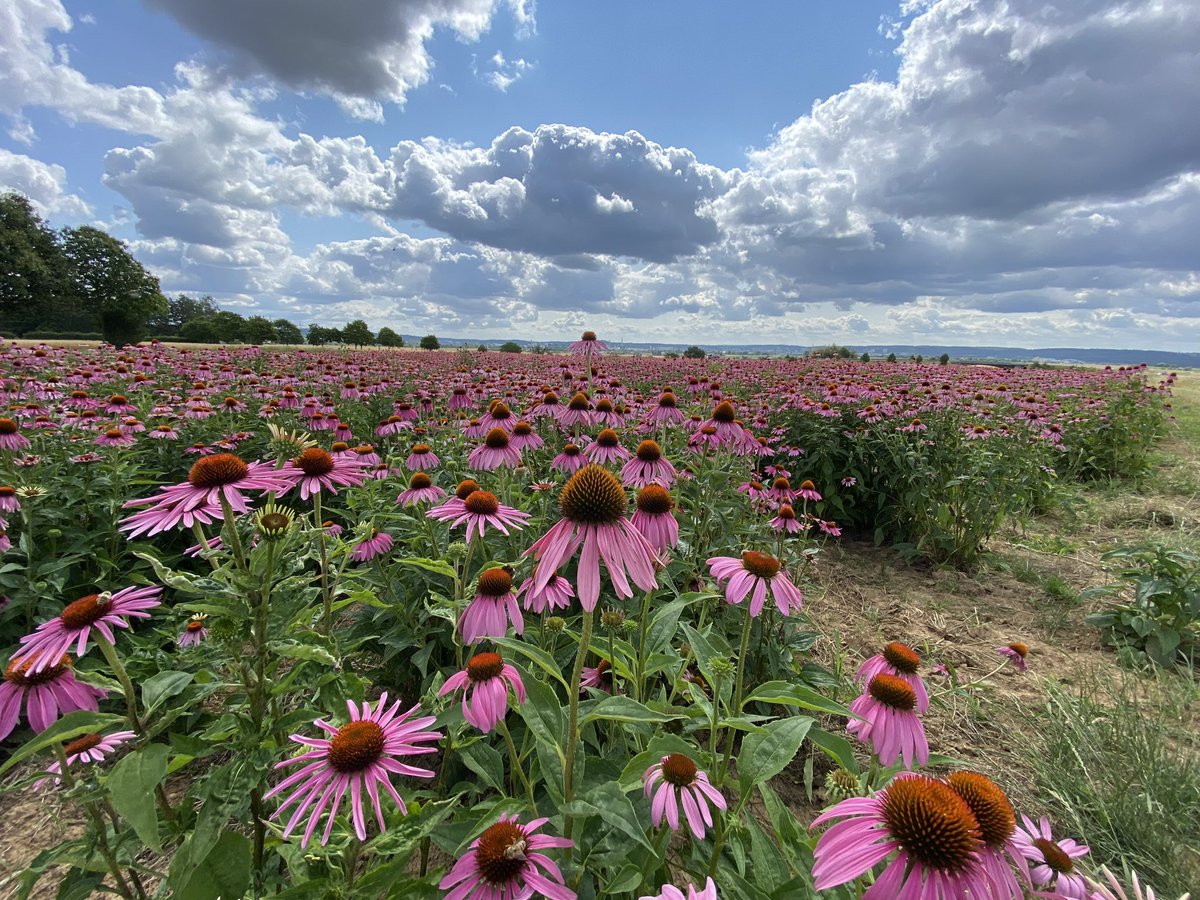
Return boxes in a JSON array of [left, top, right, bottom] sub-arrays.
[[636, 485, 674, 515], [65, 733, 104, 755], [636, 440, 662, 462], [477, 567, 513, 596], [467, 652, 504, 682], [464, 490, 501, 515], [882, 641, 921, 675], [868, 673, 917, 711], [947, 772, 1015, 848], [60, 593, 111, 630], [484, 428, 511, 449], [741, 550, 781, 579], [882, 776, 981, 873], [560, 465, 626, 524], [188, 453, 249, 488], [1033, 838, 1073, 873], [475, 821, 529, 885], [295, 448, 335, 476], [327, 720, 386, 773], [410, 472, 433, 489], [661, 753, 698, 787]]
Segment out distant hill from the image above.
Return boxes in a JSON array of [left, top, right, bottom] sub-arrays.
[[407, 336, 1199, 369]]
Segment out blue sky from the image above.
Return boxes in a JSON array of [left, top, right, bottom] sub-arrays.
[[2, 0, 1199, 349]]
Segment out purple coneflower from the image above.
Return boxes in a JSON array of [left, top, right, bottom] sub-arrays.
[[11, 586, 162, 674], [524, 464, 659, 611], [551, 442, 586, 474], [622, 439, 677, 488], [1013, 814, 1090, 899], [858, 642, 930, 713], [631, 484, 679, 551], [767, 476, 796, 504], [265, 693, 440, 847], [509, 420, 544, 451], [584, 428, 631, 465], [639, 879, 718, 900], [643, 754, 727, 840], [177, 614, 209, 648], [438, 652, 526, 733], [427, 489, 530, 544], [644, 391, 686, 428], [568, 330, 607, 356], [396, 471, 446, 507], [94, 427, 135, 447], [460, 567, 523, 644], [996, 642, 1029, 673], [796, 479, 822, 502], [120, 453, 292, 535], [846, 673, 929, 769], [769, 504, 803, 534], [0, 655, 106, 741], [706, 551, 804, 617], [0, 418, 31, 451], [516, 572, 574, 613], [35, 730, 136, 788], [439, 815, 574, 900], [405, 442, 439, 470], [351, 529, 394, 562], [811, 773, 993, 897], [580, 658, 614, 693], [946, 771, 1029, 900], [559, 392, 595, 429], [468, 427, 523, 471], [0, 486, 19, 514], [283, 447, 370, 501]]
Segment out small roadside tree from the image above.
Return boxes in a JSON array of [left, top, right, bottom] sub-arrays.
[[420, 334, 440, 351], [683, 345, 706, 359], [860, 352, 871, 363], [939, 352, 951, 365], [499, 341, 522, 353]]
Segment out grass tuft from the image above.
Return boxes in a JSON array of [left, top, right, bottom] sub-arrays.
[[1027, 673, 1200, 896]]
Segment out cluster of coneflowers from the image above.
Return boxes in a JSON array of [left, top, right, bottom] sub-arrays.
[[0, 336, 1179, 900]]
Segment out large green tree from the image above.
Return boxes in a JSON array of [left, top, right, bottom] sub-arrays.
[[208, 310, 248, 343], [273, 319, 304, 344], [341, 319, 375, 347], [0, 193, 75, 335], [377, 326, 404, 347], [149, 293, 220, 335], [60, 225, 166, 345], [244, 316, 277, 345]]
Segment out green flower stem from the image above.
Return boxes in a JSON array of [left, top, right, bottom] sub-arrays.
[[562, 606, 595, 857], [217, 493, 248, 572], [97, 636, 142, 733], [634, 587, 655, 703], [313, 491, 333, 635], [720, 602, 755, 784], [498, 718, 537, 814], [191, 522, 219, 571], [53, 745, 140, 900]]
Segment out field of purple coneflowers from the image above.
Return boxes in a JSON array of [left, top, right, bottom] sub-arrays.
[[0, 336, 1182, 899]]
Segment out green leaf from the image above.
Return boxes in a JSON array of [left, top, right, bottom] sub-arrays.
[[141, 670, 193, 715], [107, 743, 169, 853], [743, 681, 852, 717], [738, 716, 813, 797], [173, 829, 251, 900], [581, 695, 684, 727], [398, 556, 457, 580], [747, 811, 792, 886], [458, 739, 506, 793], [269, 641, 337, 666], [492, 636, 569, 690], [0, 711, 124, 777], [564, 781, 654, 853], [515, 665, 566, 803]]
